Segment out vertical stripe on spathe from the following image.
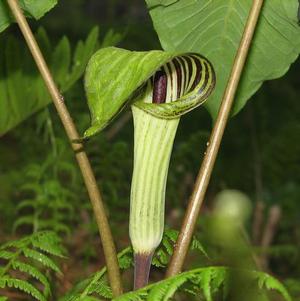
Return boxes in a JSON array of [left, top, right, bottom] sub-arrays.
[[151, 53, 214, 107], [130, 52, 215, 255]]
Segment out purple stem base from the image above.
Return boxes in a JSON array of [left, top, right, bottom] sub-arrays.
[[134, 252, 154, 290]]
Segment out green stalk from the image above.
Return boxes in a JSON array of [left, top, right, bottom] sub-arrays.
[[130, 105, 179, 289]]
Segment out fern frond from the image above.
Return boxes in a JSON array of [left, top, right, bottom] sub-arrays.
[[88, 278, 112, 299], [191, 236, 209, 258], [152, 229, 177, 267], [15, 162, 77, 236], [0, 250, 14, 260], [16, 199, 37, 210], [61, 231, 207, 300], [152, 249, 168, 268], [0, 231, 65, 300], [30, 230, 66, 258], [198, 268, 214, 301], [113, 267, 291, 301], [23, 248, 61, 273], [161, 276, 188, 300], [11, 260, 51, 295], [147, 275, 186, 301], [187, 267, 226, 301], [0, 276, 46, 301], [162, 229, 177, 254], [112, 290, 146, 301], [13, 215, 35, 231], [118, 253, 133, 270], [20, 182, 43, 194], [152, 229, 207, 267], [254, 271, 292, 301]]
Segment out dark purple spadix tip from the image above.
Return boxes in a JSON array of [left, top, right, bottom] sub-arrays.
[[152, 69, 167, 104], [134, 252, 154, 290]]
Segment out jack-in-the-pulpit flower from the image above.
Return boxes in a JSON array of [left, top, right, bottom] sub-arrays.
[[83, 47, 216, 289]]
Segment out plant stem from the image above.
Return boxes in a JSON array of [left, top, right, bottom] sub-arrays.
[[6, 0, 123, 296], [134, 252, 154, 290], [166, 0, 265, 277]]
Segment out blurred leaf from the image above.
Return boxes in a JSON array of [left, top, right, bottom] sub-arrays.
[[146, 0, 300, 118], [0, 26, 121, 136], [0, 0, 57, 33], [62, 27, 99, 92], [100, 29, 123, 48], [51, 36, 71, 88]]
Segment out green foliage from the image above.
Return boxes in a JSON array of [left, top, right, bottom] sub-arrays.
[[60, 230, 207, 300], [145, 0, 300, 118], [0, 26, 121, 136], [152, 229, 207, 268], [0, 231, 65, 300], [0, 0, 57, 32], [13, 144, 78, 236], [114, 267, 291, 301], [0, 26, 98, 136]]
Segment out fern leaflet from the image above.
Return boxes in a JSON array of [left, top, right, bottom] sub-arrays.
[[113, 267, 291, 301], [0, 231, 65, 300]]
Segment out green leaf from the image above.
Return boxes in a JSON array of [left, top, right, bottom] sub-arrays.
[[0, 276, 46, 301], [100, 29, 123, 48], [51, 36, 71, 89], [84, 47, 178, 137], [0, 26, 120, 136], [0, 0, 57, 33], [63, 27, 99, 92], [0, 31, 50, 137], [145, 0, 300, 118]]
